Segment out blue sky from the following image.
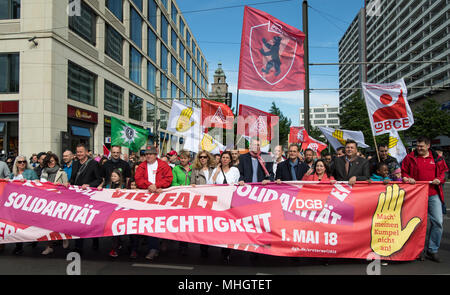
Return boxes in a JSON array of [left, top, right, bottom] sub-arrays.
[[177, 0, 365, 125]]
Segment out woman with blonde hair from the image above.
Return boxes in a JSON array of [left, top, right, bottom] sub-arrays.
[[190, 150, 216, 186], [9, 155, 38, 181]]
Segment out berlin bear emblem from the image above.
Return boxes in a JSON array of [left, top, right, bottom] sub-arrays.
[[260, 36, 282, 76]]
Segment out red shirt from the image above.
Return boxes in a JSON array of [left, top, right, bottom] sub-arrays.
[[416, 154, 438, 196]]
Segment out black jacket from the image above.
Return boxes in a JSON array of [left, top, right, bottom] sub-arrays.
[[70, 158, 102, 187], [238, 153, 274, 183], [275, 158, 309, 181], [332, 156, 370, 181]]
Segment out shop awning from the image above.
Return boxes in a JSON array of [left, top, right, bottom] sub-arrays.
[[70, 125, 91, 137]]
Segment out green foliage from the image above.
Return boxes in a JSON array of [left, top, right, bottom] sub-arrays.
[[338, 92, 373, 145], [406, 99, 450, 139]]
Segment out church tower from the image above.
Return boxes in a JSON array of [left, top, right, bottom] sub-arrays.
[[208, 63, 233, 107]]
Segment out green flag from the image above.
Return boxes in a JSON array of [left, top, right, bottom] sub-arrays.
[[111, 117, 148, 151]]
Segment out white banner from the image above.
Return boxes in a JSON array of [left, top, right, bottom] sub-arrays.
[[167, 100, 201, 137], [388, 129, 407, 164], [362, 78, 414, 136], [183, 132, 225, 155], [319, 127, 370, 151]]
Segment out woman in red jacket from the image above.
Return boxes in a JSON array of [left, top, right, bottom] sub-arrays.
[[302, 159, 335, 183], [133, 146, 173, 261]]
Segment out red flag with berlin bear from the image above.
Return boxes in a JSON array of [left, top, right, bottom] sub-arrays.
[[238, 6, 305, 91]]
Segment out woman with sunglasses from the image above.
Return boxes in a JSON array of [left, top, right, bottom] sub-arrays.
[[8, 156, 38, 255], [190, 150, 216, 186], [9, 156, 38, 181]]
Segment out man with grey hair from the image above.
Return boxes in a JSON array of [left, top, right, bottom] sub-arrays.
[[62, 149, 74, 180], [0, 158, 10, 179]]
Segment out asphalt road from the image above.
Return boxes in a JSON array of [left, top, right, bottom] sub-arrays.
[[1, 184, 449, 276]]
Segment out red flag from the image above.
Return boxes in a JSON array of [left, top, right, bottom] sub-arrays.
[[237, 104, 279, 140], [238, 6, 305, 91], [103, 144, 111, 158], [301, 136, 327, 157], [289, 126, 309, 144], [201, 98, 234, 129]]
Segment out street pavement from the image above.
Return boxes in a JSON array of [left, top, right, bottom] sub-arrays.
[[0, 183, 449, 275]]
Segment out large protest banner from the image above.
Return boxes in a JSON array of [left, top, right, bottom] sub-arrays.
[[0, 180, 428, 261]]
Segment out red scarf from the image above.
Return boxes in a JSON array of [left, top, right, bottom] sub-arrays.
[[250, 151, 270, 177]]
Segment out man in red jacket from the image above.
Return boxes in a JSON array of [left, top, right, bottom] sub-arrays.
[[402, 136, 448, 263], [134, 145, 173, 261], [135, 146, 173, 193]]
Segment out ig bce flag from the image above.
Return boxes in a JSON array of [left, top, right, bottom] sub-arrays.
[[111, 117, 148, 152], [362, 78, 414, 136], [238, 6, 305, 91]]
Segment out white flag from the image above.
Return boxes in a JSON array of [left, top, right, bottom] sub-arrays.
[[183, 132, 225, 155], [362, 78, 414, 136], [388, 129, 407, 164], [319, 127, 370, 151], [167, 100, 201, 137]]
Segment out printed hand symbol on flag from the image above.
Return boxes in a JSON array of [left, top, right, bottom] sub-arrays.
[[370, 184, 421, 257], [332, 129, 347, 146], [200, 134, 218, 152], [388, 135, 398, 149], [176, 107, 196, 132]]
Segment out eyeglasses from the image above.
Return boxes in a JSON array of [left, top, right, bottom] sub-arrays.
[[17, 161, 26, 164], [199, 156, 208, 159]]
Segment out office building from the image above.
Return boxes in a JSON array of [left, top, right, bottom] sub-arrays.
[[0, 0, 209, 157]]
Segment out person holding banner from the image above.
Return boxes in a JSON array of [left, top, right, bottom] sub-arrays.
[[302, 159, 335, 183], [190, 150, 217, 258], [238, 138, 273, 185], [134, 145, 173, 261], [211, 151, 240, 185], [369, 144, 400, 177], [190, 150, 216, 186], [275, 143, 309, 183], [401, 136, 449, 263], [331, 139, 370, 185]]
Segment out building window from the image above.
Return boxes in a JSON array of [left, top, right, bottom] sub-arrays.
[[69, 0, 96, 46], [327, 119, 339, 124], [147, 62, 156, 94], [186, 54, 191, 74], [171, 55, 177, 77], [160, 44, 168, 72], [129, 93, 143, 121], [327, 107, 339, 112], [68, 61, 96, 106], [314, 120, 325, 124], [179, 42, 185, 62], [314, 108, 325, 113], [179, 67, 185, 85], [129, 46, 142, 85], [0, 0, 20, 19], [130, 7, 142, 48], [179, 19, 185, 38], [147, 28, 157, 62], [130, 0, 142, 11], [104, 80, 123, 115], [160, 109, 168, 129], [171, 28, 177, 50], [171, 82, 177, 99], [146, 101, 155, 122], [160, 0, 167, 10], [148, 0, 157, 29], [161, 14, 168, 44], [171, 2, 177, 23], [0, 53, 19, 93], [105, 24, 123, 64], [315, 114, 326, 118], [186, 31, 191, 50], [160, 74, 168, 100], [105, 0, 122, 21]]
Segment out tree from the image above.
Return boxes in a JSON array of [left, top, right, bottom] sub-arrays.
[[406, 99, 450, 139], [269, 102, 291, 147]]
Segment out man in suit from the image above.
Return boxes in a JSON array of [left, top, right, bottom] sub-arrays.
[[275, 143, 309, 182], [332, 139, 370, 185], [238, 138, 274, 185]]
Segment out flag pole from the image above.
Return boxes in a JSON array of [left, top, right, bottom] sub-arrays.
[[302, 0, 310, 134]]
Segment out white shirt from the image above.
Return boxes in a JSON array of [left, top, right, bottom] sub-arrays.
[[212, 167, 240, 184], [147, 161, 158, 184]]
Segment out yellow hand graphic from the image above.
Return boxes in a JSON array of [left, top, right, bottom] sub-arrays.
[[370, 184, 421, 257], [332, 130, 347, 146], [176, 107, 196, 132], [200, 134, 218, 152]]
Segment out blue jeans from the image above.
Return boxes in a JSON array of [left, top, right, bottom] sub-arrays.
[[427, 195, 443, 253]]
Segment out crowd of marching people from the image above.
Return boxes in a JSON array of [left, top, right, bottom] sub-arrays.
[[0, 135, 448, 263]]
